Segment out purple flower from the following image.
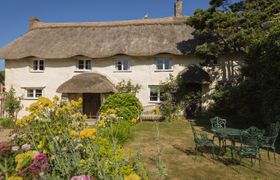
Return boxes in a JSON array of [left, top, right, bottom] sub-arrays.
[[21, 144, 31, 151], [28, 153, 49, 175], [71, 175, 91, 180]]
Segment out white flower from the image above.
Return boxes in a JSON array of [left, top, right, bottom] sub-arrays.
[[12, 146, 20, 151]]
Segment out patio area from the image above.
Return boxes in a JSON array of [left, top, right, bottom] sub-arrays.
[[125, 119, 280, 179]]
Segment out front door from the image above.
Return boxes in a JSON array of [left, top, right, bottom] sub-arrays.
[[83, 93, 101, 118]]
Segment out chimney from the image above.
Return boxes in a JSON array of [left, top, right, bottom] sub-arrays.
[[29, 17, 40, 31], [174, 0, 183, 17]]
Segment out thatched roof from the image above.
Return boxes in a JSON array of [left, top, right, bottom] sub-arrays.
[[56, 73, 117, 93], [179, 65, 210, 84], [0, 16, 195, 59]]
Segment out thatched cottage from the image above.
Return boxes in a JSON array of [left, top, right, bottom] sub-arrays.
[[0, 0, 242, 118]]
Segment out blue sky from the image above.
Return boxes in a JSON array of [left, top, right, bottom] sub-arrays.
[[0, 0, 213, 70]]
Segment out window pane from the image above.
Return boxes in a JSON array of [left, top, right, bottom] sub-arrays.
[[35, 89, 42, 97], [33, 61, 38, 70], [27, 89, 34, 97], [115, 61, 122, 70], [150, 87, 159, 101], [123, 60, 129, 70], [85, 60, 91, 70], [160, 91, 164, 101], [39, 60, 44, 70], [164, 59, 171, 70], [156, 59, 164, 70], [78, 60, 84, 69]]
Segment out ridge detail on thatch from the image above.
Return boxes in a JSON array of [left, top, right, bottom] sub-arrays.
[[29, 16, 189, 31]]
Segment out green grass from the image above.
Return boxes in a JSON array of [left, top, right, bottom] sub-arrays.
[[125, 119, 280, 179]]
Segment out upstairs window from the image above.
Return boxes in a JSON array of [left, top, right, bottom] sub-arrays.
[[149, 85, 164, 103], [115, 60, 130, 71], [26, 89, 43, 99], [32, 60, 44, 71], [78, 60, 91, 71], [156, 58, 172, 71]]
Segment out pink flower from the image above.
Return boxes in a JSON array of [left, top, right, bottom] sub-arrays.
[[21, 144, 31, 150], [11, 145, 20, 151], [71, 175, 91, 180]]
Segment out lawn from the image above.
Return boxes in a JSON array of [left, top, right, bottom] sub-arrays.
[[125, 118, 280, 180]]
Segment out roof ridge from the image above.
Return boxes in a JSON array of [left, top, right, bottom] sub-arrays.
[[29, 16, 189, 31]]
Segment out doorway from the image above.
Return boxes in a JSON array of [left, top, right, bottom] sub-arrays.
[[83, 93, 101, 118]]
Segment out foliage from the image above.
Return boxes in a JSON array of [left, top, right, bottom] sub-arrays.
[[3, 87, 22, 119], [160, 75, 202, 120], [99, 93, 143, 121], [116, 80, 141, 94], [187, 0, 280, 62], [1, 97, 148, 179], [0, 71, 4, 85], [0, 117, 15, 128]]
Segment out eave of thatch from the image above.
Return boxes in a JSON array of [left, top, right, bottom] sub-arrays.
[[179, 65, 211, 84], [56, 73, 117, 93], [0, 16, 196, 60]]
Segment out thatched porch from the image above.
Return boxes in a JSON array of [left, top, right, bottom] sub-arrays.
[[56, 73, 116, 118]]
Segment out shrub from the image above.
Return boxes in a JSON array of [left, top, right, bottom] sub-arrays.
[[3, 87, 22, 119], [0, 117, 15, 128], [116, 80, 141, 94], [99, 93, 143, 121], [98, 120, 131, 145]]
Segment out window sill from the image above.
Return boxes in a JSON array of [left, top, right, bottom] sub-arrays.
[[74, 70, 92, 73], [148, 101, 162, 104], [113, 70, 132, 73], [30, 70, 44, 73], [154, 70, 173, 72], [24, 98, 39, 100]]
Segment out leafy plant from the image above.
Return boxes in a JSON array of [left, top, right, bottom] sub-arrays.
[[99, 93, 143, 121], [116, 80, 141, 94], [0, 117, 15, 128], [3, 87, 22, 119]]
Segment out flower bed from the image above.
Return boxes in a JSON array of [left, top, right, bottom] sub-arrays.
[[0, 96, 148, 180]]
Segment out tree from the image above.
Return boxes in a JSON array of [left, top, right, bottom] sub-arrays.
[[3, 87, 22, 119], [187, 0, 280, 62]]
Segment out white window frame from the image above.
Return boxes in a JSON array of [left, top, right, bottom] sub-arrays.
[[25, 88, 43, 100], [76, 60, 92, 71], [155, 58, 173, 71], [148, 85, 164, 103], [114, 59, 131, 72], [31, 60, 44, 72]]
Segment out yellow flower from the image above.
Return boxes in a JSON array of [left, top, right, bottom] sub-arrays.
[[80, 159, 86, 166], [15, 151, 38, 171], [7, 176, 23, 180], [124, 173, 141, 180], [69, 130, 79, 137], [131, 118, 137, 125], [80, 128, 97, 140], [37, 140, 44, 149], [43, 149, 48, 154], [98, 119, 106, 128]]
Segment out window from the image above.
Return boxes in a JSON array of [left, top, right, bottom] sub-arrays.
[[77, 60, 91, 71], [114, 60, 130, 71], [32, 60, 44, 71], [156, 58, 172, 71], [149, 86, 164, 102], [26, 89, 42, 99]]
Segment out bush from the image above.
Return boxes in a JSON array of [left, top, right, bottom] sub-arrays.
[[0, 117, 15, 128], [99, 93, 143, 121], [98, 120, 131, 145]]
